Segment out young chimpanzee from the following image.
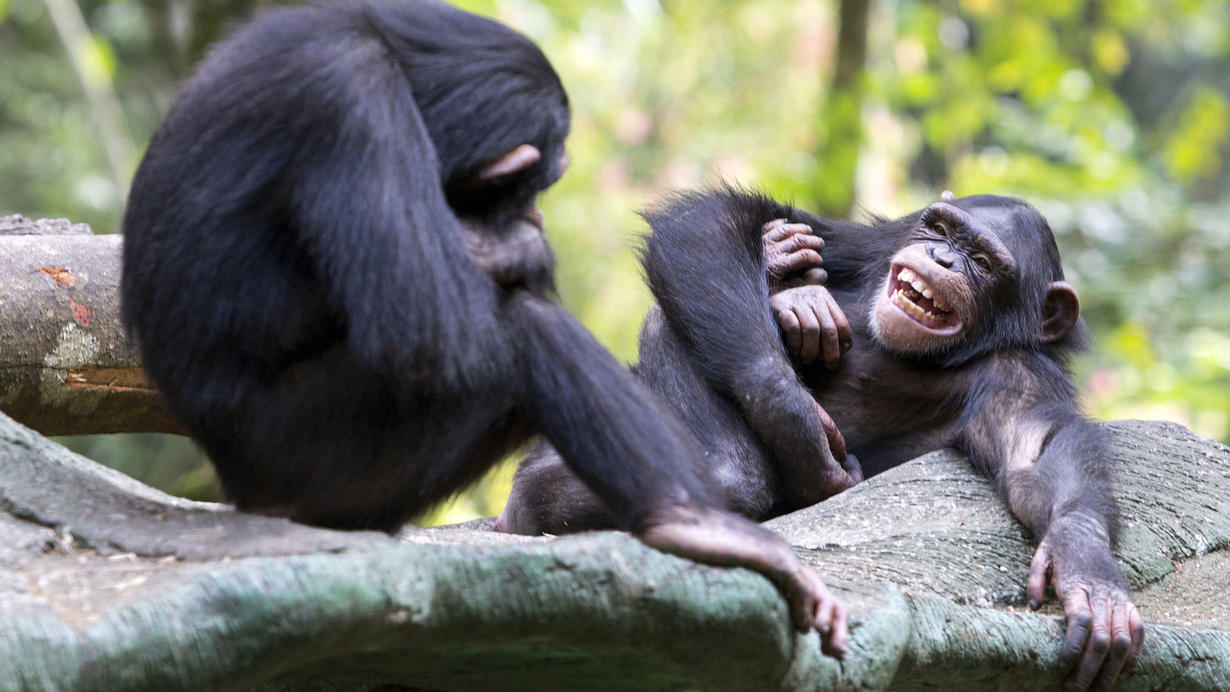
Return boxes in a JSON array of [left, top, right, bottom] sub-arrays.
[[500, 187, 1143, 690], [120, 2, 849, 651]]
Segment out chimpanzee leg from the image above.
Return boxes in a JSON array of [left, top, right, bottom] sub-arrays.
[[500, 291, 850, 648], [190, 344, 526, 532], [642, 189, 860, 510], [634, 305, 779, 518], [502, 292, 716, 530], [499, 303, 779, 534], [497, 443, 617, 534]]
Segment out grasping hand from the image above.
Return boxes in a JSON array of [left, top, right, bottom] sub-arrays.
[[1028, 514, 1144, 691], [762, 218, 828, 288], [770, 285, 852, 368]]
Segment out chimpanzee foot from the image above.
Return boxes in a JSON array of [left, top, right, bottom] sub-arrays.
[[637, 505, 849, 657]]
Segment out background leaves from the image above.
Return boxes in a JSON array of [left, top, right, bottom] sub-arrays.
[[3, 0, 1226, 524]]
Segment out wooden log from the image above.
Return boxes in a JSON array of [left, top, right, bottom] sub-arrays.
[[0, 219, 175, 435]]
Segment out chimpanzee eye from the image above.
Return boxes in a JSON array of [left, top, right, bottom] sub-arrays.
[[972, 254, 993, 272], [933, 221, 949, 237]]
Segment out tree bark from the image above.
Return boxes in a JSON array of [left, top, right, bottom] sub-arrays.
[[0, 223, 175, 435], [0, 411, 1226, 690]]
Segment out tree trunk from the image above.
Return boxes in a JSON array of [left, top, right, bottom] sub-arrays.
[[813, 0, 870, 216]]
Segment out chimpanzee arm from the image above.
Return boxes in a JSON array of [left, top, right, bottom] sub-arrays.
[[282, 33, 503, 386], [641, 188, 861, 510], [959, 355, 1143, 691], [503, 292, 849, 654]]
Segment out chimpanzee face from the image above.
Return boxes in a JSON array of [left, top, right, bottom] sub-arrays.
[[869, 194, 1080, 360], [870, 201, 996, 355]]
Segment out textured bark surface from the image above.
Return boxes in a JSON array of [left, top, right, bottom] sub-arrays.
[[0, 226, 175, 435], [0, 410, 1226, 691]]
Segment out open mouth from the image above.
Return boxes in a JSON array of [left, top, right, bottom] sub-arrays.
[[888, 265, 961, 331]]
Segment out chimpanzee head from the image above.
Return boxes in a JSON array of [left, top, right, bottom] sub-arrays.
[[868, 192, 1083, 366], [367, 0, 571, 231]]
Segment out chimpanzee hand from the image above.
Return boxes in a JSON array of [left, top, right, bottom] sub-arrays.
[[762, 218, 828, 289], [461, 217, 553, 289], [1028, 513, 1144, 691], [810, 398, 863, 491], [638, 504, 849, 658], [770, 285, 852, 368]]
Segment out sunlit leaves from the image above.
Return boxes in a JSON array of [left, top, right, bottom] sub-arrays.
[[1164, 88, 1229, 184], [1090, 28, 1129, 75], [77, 32, 116, 84]]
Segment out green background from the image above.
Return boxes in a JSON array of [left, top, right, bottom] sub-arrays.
[[2, 0, 1226, 524]]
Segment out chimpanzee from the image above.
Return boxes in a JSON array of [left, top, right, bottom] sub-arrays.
[[119, 1, 850, 651], [499, 187, 1143, 689]]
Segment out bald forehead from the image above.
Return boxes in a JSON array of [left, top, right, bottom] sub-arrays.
[[951, 195, 1060, 280]]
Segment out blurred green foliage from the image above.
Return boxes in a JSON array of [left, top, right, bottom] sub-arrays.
[[2, 0, 1226, 525]]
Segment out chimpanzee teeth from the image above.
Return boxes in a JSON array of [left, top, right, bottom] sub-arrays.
[[899, 267, 933, 297], [896, 266, 951, 313], [893, 288, 950, 325]]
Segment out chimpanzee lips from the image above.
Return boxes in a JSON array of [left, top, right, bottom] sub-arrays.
[[888, 265, 961, 331]]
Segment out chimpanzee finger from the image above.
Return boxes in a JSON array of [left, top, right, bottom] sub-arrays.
[[802, 267, 828, 285], [841, 453, 863, 484], [1090, 600, 1135, 692], [774, 250, 824, 278], [764, 222, 818, 244], [786, 232, 825, 253], [1058, 586, 1094, 675], [762, 218, 788, 236], [794, 305, 821, 364], [762, 223, 806, 245], [777, 309, 802, 357], [789, 577, 818, 634], [1027, 543, 1052, 609], [812, 580, 832, 634], [814, 402, 848, 461], [1122, 603, 1144, 674], [825, 292, 853, 354], [1067, 594, 1112, 691], [821, 597, 850, 659], [812, 302, 841, 368]]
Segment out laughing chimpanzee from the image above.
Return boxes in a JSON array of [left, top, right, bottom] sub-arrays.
[[120, 1, 849, 650], [500, 187, 1143, 689]]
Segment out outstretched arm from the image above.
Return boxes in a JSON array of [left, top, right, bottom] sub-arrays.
[[641, 187, 860, 510], [959, 356, 1143, 691]]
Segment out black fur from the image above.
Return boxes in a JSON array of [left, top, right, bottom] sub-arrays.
[[505, 186, 1116, 543], [121, 0, 716, 532]]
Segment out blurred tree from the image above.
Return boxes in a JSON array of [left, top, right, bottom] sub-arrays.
[[2, 0, 1226, 524], [814, 0, 869, 215]]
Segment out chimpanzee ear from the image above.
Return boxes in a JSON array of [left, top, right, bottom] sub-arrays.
[[940, 190, 955, 202], [1041, 281, 1079, 343], [478, 144, 541, 181]]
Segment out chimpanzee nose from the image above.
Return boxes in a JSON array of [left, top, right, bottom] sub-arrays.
[[928, 243, 958, 269]]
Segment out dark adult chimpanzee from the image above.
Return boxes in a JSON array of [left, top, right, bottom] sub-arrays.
[[120, 1, 850, 650], [500, 187, 1144, 690]]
